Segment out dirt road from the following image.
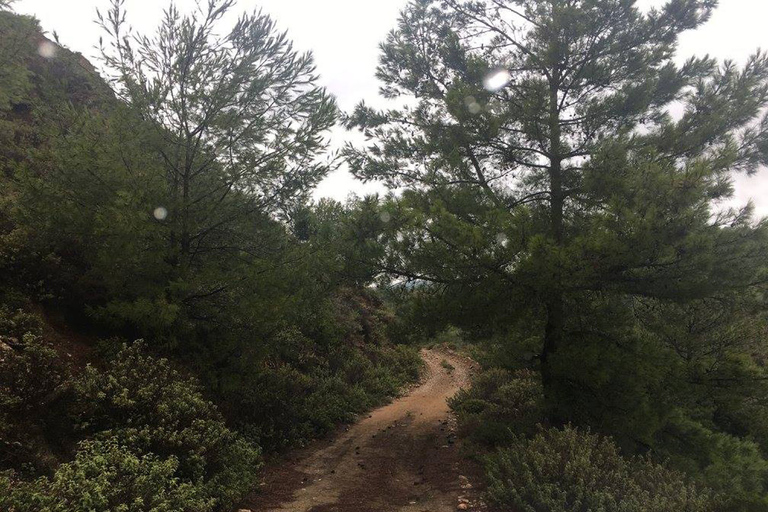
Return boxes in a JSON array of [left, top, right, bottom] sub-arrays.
[[243, 348, 484, 512]]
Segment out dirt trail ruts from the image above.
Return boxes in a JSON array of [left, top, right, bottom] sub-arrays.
[[243, 348, 485, 512]]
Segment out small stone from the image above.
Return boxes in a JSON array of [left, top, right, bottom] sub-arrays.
[[457, 504, 469, 510]]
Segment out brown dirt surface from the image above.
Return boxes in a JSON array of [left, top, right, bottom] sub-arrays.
[[241, 347, 488, 512]]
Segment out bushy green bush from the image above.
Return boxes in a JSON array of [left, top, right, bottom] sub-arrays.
[[50, 439, 214, 512], [71, 342, 261, 509], [0, 471, 54, 511], [224, 328, 421, 451], [0, 333, 65, 412], [485, 425, 714, 512], [1, 439, 214, 512], [0, 308, 71, 474], [659, 414, 768, 511], [0, 306, 42, 344], [449, 368, 543, 446]]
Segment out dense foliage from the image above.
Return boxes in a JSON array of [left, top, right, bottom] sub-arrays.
[[0, 2, 421, 510], [485, 426, 714, 512], [0, 314, 260, 511], [449, 368, 543, 446]]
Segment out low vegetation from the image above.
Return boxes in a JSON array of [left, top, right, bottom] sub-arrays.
[[485, 426, 714, 512], [0, 300, 419, 510], [450, 355, 768, 511], [449, 368, 543, 446]]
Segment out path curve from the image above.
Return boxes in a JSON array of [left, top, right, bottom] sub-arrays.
[[243, 348, 484, 512]]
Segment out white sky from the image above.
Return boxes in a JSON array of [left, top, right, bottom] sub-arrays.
[[12, 0, 768, 216]]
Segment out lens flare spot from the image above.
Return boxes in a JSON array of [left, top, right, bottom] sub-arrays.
[[464, 96, 482, 114], [380, 211, 392, 223], [153, 207, 168, 221], [38, 41, 58, 59], [483, 69, 511, 92]]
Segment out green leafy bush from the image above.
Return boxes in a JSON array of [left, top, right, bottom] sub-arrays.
[[50, 439, 214, 512], [659, 414, 768, 511], [485, 425, 714, 512], [0, 306, 42, 344], [1, 439, 214, 511], [71, 342, 261, 509], [0, 471, 53, 511], [449, 368, 543, 446], [0, 308, 71, 474], [224, 328, 421, 451]]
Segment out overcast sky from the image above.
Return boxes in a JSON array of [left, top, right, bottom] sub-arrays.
[[13, 0, 768, 216]]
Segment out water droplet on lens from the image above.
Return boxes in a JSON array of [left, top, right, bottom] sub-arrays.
[[483, 69, 511, 92], [153, 207, 168, 221], [464, 96, 482, 114], [38, 41, 57, 59]]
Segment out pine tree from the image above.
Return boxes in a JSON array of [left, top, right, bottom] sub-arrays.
[[345, 0, 768, 423], [97, 0, 337, 265]]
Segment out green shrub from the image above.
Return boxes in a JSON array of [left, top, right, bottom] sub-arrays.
[[432, 326, 464, 350], [0, 306, 42, 344], [659, 414, 768, 511], [1, 440, 214, 512], [225, 331, 421, 452], [485, 425, 714, 512], [51, 439, 213, 512], [0, 333, 65, 411], [0, 471, 54, 511], [71, 342, 261, 509], [449, 368, 543, 446], [0, 308, 71, 474]]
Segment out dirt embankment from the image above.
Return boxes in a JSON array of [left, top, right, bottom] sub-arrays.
[[243, 348, 485, 512]]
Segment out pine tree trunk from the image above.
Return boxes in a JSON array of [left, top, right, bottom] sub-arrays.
[[542, 68, 565, 417], [541, 292, 564, 399]]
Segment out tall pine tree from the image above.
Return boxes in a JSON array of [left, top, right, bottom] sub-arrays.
[[345, 0, 768, 428]]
